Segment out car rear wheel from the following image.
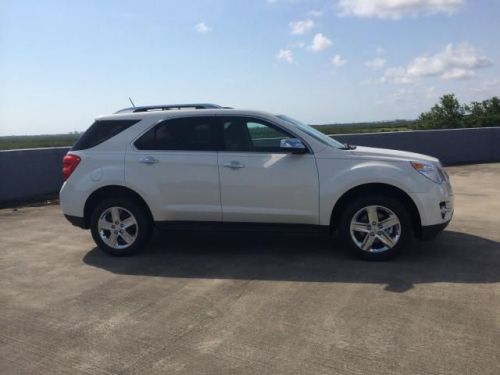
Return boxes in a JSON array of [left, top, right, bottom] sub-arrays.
[[339, 195, 412, 260], [90, 198, 152, 256]]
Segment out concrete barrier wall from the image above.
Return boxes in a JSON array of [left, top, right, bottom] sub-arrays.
[[0, 127, 499, 204], [0, 147, 70, 204], [333, 127, 500, 165]]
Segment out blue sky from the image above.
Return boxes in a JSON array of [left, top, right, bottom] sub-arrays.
[[1, 0, 499, 135]]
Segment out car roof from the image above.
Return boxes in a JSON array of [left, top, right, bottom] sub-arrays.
[[115, 103, 223, 113], [97, 108, 277, 121]]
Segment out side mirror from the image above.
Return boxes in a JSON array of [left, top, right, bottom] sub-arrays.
[[280, 138, 307, 154]]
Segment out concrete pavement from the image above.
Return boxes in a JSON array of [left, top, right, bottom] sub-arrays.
[[1, 163, 499, 374]]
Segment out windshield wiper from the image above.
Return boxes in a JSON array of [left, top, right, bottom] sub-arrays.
[[340, 143, 357, 150]]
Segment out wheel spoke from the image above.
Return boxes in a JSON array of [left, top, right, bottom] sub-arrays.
[[377, 231, 396, 248], [361, 234, 376, 251], [380, 216, 399, 230], [366, 206, 378, 225], [98, 218, 113, 231], [121, 217, 136, 229], [110, 207, 120, 223], [108, 232, 118, 247], [119, 230, 134, 244], [351, 221, 371, 233]]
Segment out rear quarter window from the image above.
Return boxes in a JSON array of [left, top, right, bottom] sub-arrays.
[[72, 119, 140, 150]]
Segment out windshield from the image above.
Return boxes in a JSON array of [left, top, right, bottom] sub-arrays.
[[276, 115, 345, 149]]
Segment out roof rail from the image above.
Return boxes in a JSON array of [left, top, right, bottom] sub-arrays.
[[115, 103, 222, 114]]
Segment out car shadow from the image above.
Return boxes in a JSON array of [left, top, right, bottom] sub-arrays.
[[83, 230, 500, 293]]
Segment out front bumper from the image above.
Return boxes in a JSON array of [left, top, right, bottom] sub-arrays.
[[412, 171, 453, 240], [418, 219, 451, 240], [64, 214, 87, 229], [410, 174, 454, 227]]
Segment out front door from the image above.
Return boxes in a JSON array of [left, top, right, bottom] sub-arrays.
[[216, 116, 319, 224]]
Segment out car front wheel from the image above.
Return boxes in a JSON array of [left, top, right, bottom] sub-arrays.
[[339, 195, 412, 260]]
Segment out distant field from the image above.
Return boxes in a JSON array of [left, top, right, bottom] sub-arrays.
[[0, 134, 81, 150], [0, 120, 417, 150], [313, 120, 416, 135]]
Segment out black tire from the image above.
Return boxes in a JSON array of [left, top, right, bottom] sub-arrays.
[[90, 198, 152, 256], [338, 195, 412, 260]]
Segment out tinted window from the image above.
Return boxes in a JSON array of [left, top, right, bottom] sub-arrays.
[[277, 114, 344, 149], [221, 118, 250, 151], [221, 117, 293, 152], [72, 120, 140, 150], [135, 116, 217, 151]]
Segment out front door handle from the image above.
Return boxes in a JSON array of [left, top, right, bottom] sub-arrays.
[[139, 156, 159, 165], [223, 161, 245, 169]]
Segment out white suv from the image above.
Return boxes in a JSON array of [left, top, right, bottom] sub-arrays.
[[60, 103, 453, 260]]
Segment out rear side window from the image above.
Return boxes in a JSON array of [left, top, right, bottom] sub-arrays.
[[72, 119, 140, 150], [134, 116, 217, 151]]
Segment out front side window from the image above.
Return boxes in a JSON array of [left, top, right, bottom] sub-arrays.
[[220, 117, 295, 152], [277, 114, 345, 149], [135, 116, 217, 151]]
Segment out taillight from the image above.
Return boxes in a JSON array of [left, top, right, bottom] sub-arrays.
[[62, 154, 81, 181]]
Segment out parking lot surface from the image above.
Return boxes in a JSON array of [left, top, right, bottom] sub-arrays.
[[1, 163, 499, 375]]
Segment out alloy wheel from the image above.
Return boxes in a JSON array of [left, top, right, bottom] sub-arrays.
[[97, 206, 138, 250], [349, 205, 401, 253]]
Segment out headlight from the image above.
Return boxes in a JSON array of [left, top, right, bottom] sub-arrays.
[[410, 161, 443, 184]]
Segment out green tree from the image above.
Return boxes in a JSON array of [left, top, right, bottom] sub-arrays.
[[465, 101, 487, 127], [417, 94, 466, 129], [464, 96, 500, 128], [482, 96, 500, 126]]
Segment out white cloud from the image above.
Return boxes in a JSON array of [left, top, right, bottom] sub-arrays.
[[290, 41, 306, 48], [308, 33, 332, 52], [407, 43, 491, 78], [382, 42, 492, 84], [338, 0, 464, 20], [366, 57, 386, 69], [387, 88, 416, 103], [441, 68, 476, 80], [331, 54, 347, 67], [276, 49, 294, 63], [374, 86, 439, 109], [381, 67, 415, 84], [194, 22, 212, 33], [480, 79, 500, 91], [309, 9, 324, 17], [289, 19, 314, 35], [472, 79, 500, 97]]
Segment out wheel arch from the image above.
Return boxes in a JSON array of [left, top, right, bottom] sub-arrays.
[[329, 183, 422, 234], [83, 185, 153, 229]]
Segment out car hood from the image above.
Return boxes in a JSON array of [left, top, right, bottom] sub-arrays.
[[349, 146, 439, 164]]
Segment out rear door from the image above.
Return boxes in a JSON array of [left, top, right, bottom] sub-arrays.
[[216, 116, 319, 224], [125, 116, 221, 222]]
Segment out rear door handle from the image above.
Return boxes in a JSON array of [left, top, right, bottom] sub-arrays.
[[223, 161, 245, 169], [139, 156, 159, 165]]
